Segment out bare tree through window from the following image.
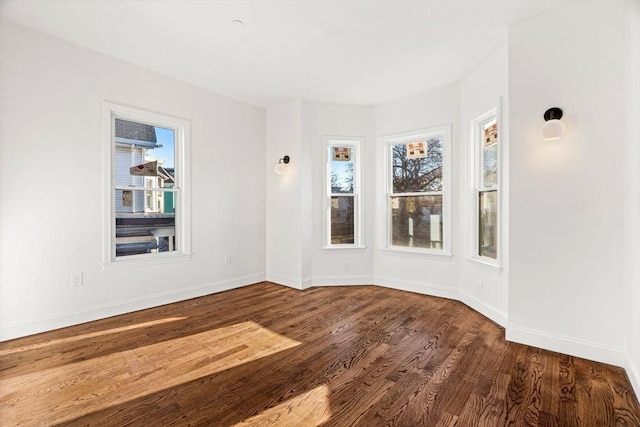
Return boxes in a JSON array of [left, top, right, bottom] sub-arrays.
[[390, 137, 444, 249]]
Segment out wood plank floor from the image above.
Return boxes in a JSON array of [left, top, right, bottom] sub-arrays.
[[1, 282, 639, 426]]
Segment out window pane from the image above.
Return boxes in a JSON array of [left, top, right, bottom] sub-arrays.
[[113, 119, 177, 258], [330, 147, 354, 194], [114, 119, 155, 185], [391, 195, 442, 249], [115, 190, 176, 257], [392, 137, 443, 193], [479, 190, 497, 259], [146, 126, 175, 177], [482, 119, 498, 188], [331, 196, 354, 244], [114, 121, 175, 185]]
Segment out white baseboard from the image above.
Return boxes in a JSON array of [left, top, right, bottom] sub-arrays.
[[301, 277, 313, 290], [506, 324, 627, 368], [266, 273, 304, 290], [268, 275, 374, 289], [374, 276, 459, 301], [311, 275, 374, 287], [0, 273, 266, 342], [459, 289, 508, 327]]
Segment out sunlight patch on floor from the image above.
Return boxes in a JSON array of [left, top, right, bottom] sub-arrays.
[[0, 317, 188, 356], [233, 385, 332, 427], [0, 321, 300, 425]]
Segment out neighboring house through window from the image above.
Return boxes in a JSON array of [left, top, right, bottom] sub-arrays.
[[103, 102, 190, 267]]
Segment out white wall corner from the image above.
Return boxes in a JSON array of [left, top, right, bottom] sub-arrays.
[[459, 289, 508, 327], [506, 324, 627, 368], [0, 273, 266, 342], [266, 273, 304, 290], [301, 277, 314, 290]]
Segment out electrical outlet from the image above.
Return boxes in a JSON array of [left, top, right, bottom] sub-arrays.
[[71, 273, 83, 288], [225, 254, 232, 265], [343, 261, 350, 271]]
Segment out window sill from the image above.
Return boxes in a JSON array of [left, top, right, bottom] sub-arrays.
[[380, 247, 452, 261], [465, 257, 502, 274], [322, 246, 367, 253], [103, 252, 192, 270]]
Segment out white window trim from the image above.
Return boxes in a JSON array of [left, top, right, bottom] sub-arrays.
[[102, 101, 192, 269], [323, 136, 365, 250], [380, 125, 452, 257], [468, 101, 501, 269]]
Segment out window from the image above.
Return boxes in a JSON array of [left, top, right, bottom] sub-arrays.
[[102, 102, 190, 267], [384, 126, 451, 254], [325, 137, 363, 248], [471, 106, 500, 263]]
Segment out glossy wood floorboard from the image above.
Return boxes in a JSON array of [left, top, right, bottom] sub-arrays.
[[1, 282, 639, 426]]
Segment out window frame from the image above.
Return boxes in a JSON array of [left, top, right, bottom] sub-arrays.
[[102, 102, 191, 269], [323, 136, 364, 249], [381, 125, 452, 257], [469, 103, 501, 268]]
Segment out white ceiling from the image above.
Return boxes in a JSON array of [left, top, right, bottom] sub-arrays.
[[0, 0, 569, 108]]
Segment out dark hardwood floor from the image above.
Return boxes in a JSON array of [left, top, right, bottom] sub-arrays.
[[1, 282, 639, 426]]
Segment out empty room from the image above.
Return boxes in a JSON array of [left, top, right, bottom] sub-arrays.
[[1, 0, 639, 425]]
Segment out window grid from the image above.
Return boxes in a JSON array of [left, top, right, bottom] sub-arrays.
[[325, 139, 362, 248], [384, 126, 450, 254], [472, 107, 499, 263], [102, 102, 191, 268]]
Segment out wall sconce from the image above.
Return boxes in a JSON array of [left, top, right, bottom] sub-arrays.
[[274, 155, 290, 174], [540, 107, 566, 141]]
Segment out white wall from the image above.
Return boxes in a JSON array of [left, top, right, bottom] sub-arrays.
[[458, 42, 509, 326], [507, 1, 629, 366], [265, 99, 305, 288], [373, 84, 460, 299], [306, 103, 375, 286], [266, 101, 375, 288], [0, 22, 266, 340], [624, 0, 640, 396]]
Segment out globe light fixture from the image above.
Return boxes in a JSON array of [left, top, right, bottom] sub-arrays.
[[540, 107, 566, 141], [274, 155, 290, 174]]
